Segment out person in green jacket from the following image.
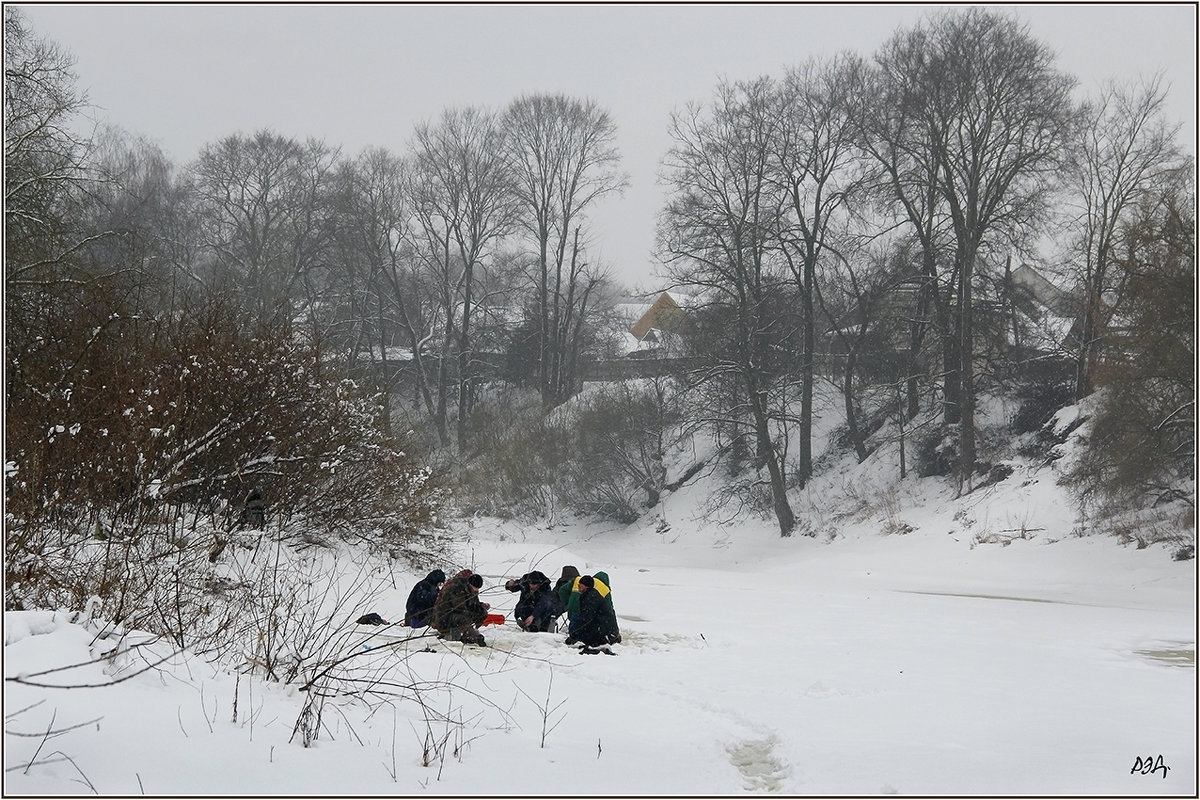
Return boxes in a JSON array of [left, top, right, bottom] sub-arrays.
[[561, 569, 621, 644], [567, 575, 621, 649]]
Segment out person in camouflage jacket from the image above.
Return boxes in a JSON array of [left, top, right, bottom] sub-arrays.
[[432, 572, 489, 646]]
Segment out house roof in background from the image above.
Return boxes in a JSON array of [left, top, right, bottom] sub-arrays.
[[631, 292, 685, 341]]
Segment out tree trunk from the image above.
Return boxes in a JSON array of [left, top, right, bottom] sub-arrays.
[[906, 263, 934, 420], [538, 226, 550, 407], [844, 333, 868, 463], [434, 296, 454, 447], [941, 299, 961, 425], [1074, 301, 1097, 400], [456, 261, 474, 453], [798, 256, 815, 486], [746, 373, 796, 536], [376, 291, 392, 439], [958, 251, 977, 489]]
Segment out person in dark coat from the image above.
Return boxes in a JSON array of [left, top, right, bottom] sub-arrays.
[[432, 572, 489, 646], [555, 565, 581, 626], [528, 582, 565, 632], [505, 570, 562, 632], [591, 570, 620, 644], [565, 575, 621, 648], [504, 570, 543, 622], [404, 569, 446, 628], [560, 570, 621, 643], [241, 488, 266, 529]]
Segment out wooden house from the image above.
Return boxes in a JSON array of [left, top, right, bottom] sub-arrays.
[[630, 292, 686, 341]]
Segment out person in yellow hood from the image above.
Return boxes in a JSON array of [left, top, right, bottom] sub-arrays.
[[564, 571, 621, 645]]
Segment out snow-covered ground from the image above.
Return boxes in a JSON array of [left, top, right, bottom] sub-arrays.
[[4, 396, 1196, 796]]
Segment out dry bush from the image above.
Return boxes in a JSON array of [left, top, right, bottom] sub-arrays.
[[6, 289, 446, 634], [1066, 187, 1194, 528], [9, 292, 440, 523], [452, 388, 564, 520], [554, 381, 680, 524], [452, 379, 684, 524]]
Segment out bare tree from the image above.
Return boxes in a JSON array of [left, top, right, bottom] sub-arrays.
[[1069, 177, 1195, 512], [503, 93, 627, 407], [881, 8, 1076, 489], [860, 32, 956, 423], [188, 130, 339, 322], [327, 146, 445, 442], [4, 6, 95, 282], [556, 375, 685, 522], [658, 77, 797, 536], [774, 53, 866, 485], [1063, 74, 1183, 399], [408, 106, 517, 450], [328, 149, 396, 367], [3, 10, 122, 535], [816, 239, 914, 464], [76, 127, 200, 318]]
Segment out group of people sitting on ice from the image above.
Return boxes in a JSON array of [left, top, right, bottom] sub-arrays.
[[505, 566, 622, 652], [361, 565, 621, 653]]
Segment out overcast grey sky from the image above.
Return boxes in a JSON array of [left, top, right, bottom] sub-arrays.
[[16, 2, 1198, 290]]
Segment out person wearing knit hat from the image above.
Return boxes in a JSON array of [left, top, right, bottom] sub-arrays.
[[592, 571, 621, 643], [565, 573, 621, 648], [432, 571, 490, 646], [561, 570, 620, 642]]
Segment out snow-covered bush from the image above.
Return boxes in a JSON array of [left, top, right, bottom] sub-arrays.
[[5, 292, 445, 617]]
